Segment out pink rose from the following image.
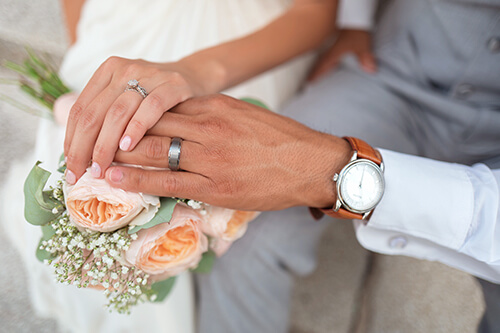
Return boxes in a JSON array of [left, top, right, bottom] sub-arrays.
[[64, 171, 160, 232], [53, 92, 78, 126], [124, 204, 208, 279]]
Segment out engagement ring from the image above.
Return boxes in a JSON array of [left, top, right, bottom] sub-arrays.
[[125, 79, 148, 98]]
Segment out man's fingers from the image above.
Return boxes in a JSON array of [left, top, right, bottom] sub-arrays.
[[307, 48, 341, 82], [90, 91, 144, 178], [146, 112, 202, 141], [357, 52, 377, 73], [105, 165, 211, 199], [114, 136, 202, 172], [308, 58, 339, 82], [119, 79, 192, 153]]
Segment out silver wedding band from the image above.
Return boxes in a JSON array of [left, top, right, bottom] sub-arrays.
[[125, 79, 148, 98], [168, 137, 183, 171]]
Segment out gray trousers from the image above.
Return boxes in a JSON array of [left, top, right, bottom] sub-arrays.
[[196, 0, 500, 331]]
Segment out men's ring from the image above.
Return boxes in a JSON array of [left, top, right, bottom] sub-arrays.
[[168, 137, 183, 171], [125, 79, 148, 98]]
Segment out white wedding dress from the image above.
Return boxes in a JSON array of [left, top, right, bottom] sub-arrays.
[[0, 0, 314, 332]]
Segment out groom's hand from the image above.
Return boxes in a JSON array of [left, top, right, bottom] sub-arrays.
[[106, 94, 351, 211]]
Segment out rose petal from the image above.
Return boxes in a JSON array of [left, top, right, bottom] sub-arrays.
[[64, 171, 160, 232]]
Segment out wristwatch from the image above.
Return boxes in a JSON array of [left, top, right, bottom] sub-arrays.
[[311, 137, 385, 220]]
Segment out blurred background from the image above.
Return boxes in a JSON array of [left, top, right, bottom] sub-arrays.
[[0, 0, 485, 332]]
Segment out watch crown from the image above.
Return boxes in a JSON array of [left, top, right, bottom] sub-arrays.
[[333, 173, 339, 182]]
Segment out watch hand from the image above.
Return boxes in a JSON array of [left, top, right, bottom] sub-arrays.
[[359, 166, 366, 188]]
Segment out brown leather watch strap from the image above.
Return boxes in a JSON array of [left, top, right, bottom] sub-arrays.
[[310, 137, 382, 221], [313, 207, 364, 220], [344, 136, 382, 165]]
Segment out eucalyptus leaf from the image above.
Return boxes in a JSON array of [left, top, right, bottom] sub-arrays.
[[35, 224, 57, 262], [191, 250, 216, 274], [41, 223, 56, 239], [149, 276, 176, 302], [240, 97, 270, 110], [57, 152, 66, 173], [24, 161, 61, 225], [128, 197, 177, 234], [35, 241, 56, 262]]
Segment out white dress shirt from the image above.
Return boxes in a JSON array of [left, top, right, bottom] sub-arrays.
[[355, 149, 500, 283], [337, 0, 377, 30]]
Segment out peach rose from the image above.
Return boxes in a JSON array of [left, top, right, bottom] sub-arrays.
[[209, 238, 233, 257], [201, 207, 259, 242], [64, 171, 160, 232], [124, 204, 208, 279]]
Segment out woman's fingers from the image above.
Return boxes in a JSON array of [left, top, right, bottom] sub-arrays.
[[89, 90, 144, 178], [64, 60, 113, 156], [114, 136, 202, 172], [105, 165, 212, 200], [65, 85, 124, 183], [64, 57, 198, 184], [119, 75, 193, 153]]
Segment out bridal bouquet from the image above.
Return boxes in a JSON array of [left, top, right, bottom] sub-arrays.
[[6, 52, 261, 313], [24, 162, 257, 313]]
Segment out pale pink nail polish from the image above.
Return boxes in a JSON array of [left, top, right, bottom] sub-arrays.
[[91, 162, 101, 178], [109, 168, 123, 183], [120, 136, 132, 151], [66, 169, 76, 185]]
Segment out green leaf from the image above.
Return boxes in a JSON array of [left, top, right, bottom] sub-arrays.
[[24, 161, 61, 225], [35, 241, 56, 262], [23, 59, 41, 81], [35, 224, 57, 262], [191, 250, 216, 274], [240, 97, 270, 110], [128, 197, 177, 234], [3, 60, 30, 76], [40, 80, 62, 100], [57, 152, 66, 173], [148, 276, 176, 302], [41, 223, 56, 239]]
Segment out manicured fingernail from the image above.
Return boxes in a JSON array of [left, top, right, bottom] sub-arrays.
[[109, 168, 123, 183], [120, 136, 131, 151], [90, 162, 101, 178], [64, 156, 67, 163], [66, 169, 76, 185]]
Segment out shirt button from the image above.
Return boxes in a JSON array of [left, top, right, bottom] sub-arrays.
[[456, 83, 474, 99], [487, 37, 500, 53], [388, 236, 408, 249]]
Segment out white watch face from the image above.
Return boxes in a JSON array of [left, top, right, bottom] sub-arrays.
[[339, 160, 384, 212]]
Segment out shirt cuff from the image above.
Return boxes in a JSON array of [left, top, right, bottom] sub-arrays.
[[337, 0, 377, 30], [368, 149, 474, 250]]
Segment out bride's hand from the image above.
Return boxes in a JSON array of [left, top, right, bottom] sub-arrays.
[[64, 57, 203, 184]]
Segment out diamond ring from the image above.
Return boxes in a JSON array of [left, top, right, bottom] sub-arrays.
[[125, 79, 148, 98]]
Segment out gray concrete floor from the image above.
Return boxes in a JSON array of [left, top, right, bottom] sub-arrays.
[[0, 1, 486, 332]]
